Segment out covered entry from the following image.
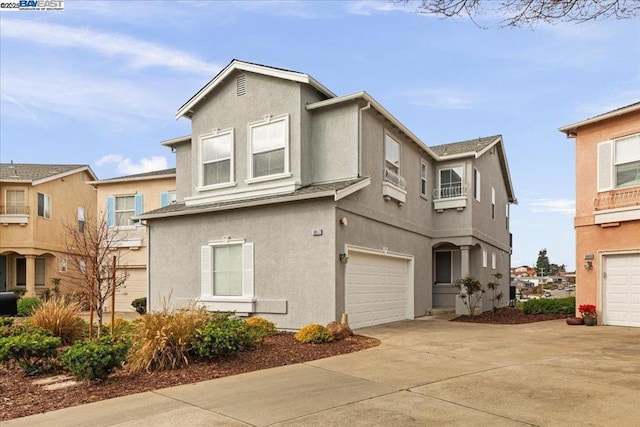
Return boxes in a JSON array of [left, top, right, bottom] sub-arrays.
[[345, 246, 413, 329]]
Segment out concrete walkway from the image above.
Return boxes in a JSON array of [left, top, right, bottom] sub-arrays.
[[4, 316, 640, 426]]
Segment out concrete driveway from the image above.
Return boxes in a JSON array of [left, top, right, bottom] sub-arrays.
[[4, 316, 639, 426]]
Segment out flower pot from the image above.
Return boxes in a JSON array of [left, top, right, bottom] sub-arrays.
[[584, 317, 597, 326], [566, 317, 584, 325]]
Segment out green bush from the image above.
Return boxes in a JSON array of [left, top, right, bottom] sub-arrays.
[[0, 318, 15, 337], [522, 297, 575, 315], [245, 317, 278, 342], [193, 316, 256, 359], [131, 297, 147, 315], [61, 336, 130, 381], [0, 329, 61, 375], [0, 317, 13, 327], [17, 297, 42, 317], [294, 324, 334, 344]]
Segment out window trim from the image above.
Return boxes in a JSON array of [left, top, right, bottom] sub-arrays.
[[37, 192, 51, 219], [491, 187, 496, 219], [199, 128, 235, 190], [598, 133, 640, 192], [115, 195, 135, 227], [482, 250, 488, 268], [491, 252, 496, 270], [384, 132, 401, 176], [247, 114, 290, 180], [436, 164, 465, 199], [474, 168, 481, 202], [420, 160, 428, 198], [5, 189, 26, 214]]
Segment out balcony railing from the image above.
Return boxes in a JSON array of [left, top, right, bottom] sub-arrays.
[[0, 205, 29, 215], [383, 167, 407, 190], [433, 184, 468, 200], [593, 187, 640, 210]]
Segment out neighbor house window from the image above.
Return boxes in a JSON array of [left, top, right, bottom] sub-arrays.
[[420, 161, 428, 197], [482, 250, 488, 268], [385, 134, 401, 176], [16, 258, 26, 286], [78, 207, 85, 233], [491, 187, 496, 219], [106, 194, 143, 227], [37, 193, 51, 219], [598, 133, 640, 191], [5, 189, 26, 214], [201, 129, 233, 187], [59, 258, 68, 273], [160, 191, 177, 207], [474, 169, 481, 201], [35, 258, 45, 286], [249, 115, 288, 179], [79, 260, 86, 274], [438, 166, 464, 198], [506, 203, 509, 229], [201, 240, 254, 299], [491, 253, 496, 270]]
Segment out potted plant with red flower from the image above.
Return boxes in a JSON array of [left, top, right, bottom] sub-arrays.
[[579, 304, 597, 326]]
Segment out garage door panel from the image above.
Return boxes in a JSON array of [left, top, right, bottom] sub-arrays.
[[113, 269, 146, 312], [604, 254, 640, 327]]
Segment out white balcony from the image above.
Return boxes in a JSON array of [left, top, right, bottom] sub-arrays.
[[433, 184, 468, 211], [0, 205, 29, 225]]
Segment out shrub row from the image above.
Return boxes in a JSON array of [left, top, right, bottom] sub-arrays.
[[521, 297, 575, 315]]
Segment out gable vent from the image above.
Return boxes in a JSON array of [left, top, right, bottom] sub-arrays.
[[236, 74, 246, 97]]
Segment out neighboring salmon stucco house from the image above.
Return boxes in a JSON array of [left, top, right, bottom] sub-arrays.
[[0, 163, 97, 297], [89, 169, 176, 312], [560, 102, 640, 327], [138, 60, 516, 330]]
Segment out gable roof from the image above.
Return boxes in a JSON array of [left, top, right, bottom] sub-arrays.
[[89, 168, 176, 184], [431, 135, 501, 157], [176, 59, 336, 120], [0, 163, 97, 184], [558, 101, 640, 137]]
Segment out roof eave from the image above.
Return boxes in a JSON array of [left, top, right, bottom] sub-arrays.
[[558, 102, 640, 137], [161, 135, 191, 147], [89, 172, 176, 185], [32, 166, 97, 186]]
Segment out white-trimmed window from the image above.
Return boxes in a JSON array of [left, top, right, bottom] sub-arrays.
[[385, 134, 401, 176], [474, 169, 481, 201], [482, 250, 488, 268], [106, 194, 143, 227], [35, 258, 46, 286], [78, 207, 85, 233], [201, 240, 254, 299], [5, 189, 26, 214], [491, 187, 496, 219], [201, 129, 234, 187], [420, 161, 428, 197], [437, 165, 464, 198], [506, 203, 509, 229], [598, 133, 640, 191], [249, 115, 289, 179], [59, 258, 68, 273], [37, 193, 51, 219], [491, 253, 496, 269]]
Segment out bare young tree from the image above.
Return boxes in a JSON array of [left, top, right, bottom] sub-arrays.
[[412, 0, 640, 27], [63, 208, 129, 337]]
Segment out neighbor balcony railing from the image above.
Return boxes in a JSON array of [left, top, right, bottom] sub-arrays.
[[593, 187, 640, 210], [0, 205, 29, 215], [433, 184, 468, 200]]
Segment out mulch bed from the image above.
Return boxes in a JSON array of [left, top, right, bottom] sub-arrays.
[[451, 307, 568, 324], [0, 332, 379, 421]]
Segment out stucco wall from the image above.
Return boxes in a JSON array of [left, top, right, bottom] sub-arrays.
[[174, 140, 192, 202]]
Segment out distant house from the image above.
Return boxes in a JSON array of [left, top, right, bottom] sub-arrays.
[[511, 265, 536, 277], [559, 101, 640, 327], [0, 163, 97, 296], [138, 60, 517, 329], [89, 169, 176, 312]]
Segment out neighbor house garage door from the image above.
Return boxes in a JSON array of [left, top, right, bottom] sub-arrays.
[[113, 267, 146, 312], [604, 254, 640, 327], [345, 250, 412, 329]]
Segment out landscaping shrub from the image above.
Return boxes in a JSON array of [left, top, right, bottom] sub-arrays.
[[17, 297, 42, 317], [0, 329, 61, 375], [31, 296, 83, 344], [0, 318, 14, 337], [61, 336, 130, 381], [0, 317, 13, 327], [131, 297, 147, 315], [193, 316, 255, 359], [106, 318, 134, 338], [294, 324, 334, 344], [126, 306, 209, 373], [245, 317, 278, 342], [521, 297, 575, 315]]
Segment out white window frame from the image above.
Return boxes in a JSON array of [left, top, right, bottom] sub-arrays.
[[437, 164, 465, 199], [482, 250, 488, 268], [598, 133, 640, 192], [78, 206, 85, 233], [37, 192, 51, 219], [491, 253, 496, 270], [247, 114, 290, 183], [385, 133, 401, 176], [115, 195, 135, 227], [474, 168, 481, 202], [506, 203, 509, 229], [199, 128, 235, 190], [59, 258, 68, 273], [5, 189, 26, 214], [420, 160, 428, 198], [491, 187, 496, 219]]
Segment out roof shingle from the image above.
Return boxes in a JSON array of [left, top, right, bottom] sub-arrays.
[[0, 163, 90, 181], [430, 135, 501, 157]]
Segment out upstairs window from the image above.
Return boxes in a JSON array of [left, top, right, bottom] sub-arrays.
[[598, 133, 640, 191], [37, 193, 51, 219], [420, 161, 428, 197], [5, 189, 26, 214], [201, 129, 233, 187], [474, 169, 481, 201], [78, 207, 85, 233], [438, 166, 464, 199], [249, 115, 288, 179], [385, 134, 401, 176], [491, 187, 496, 219], [106, 194, 143, 227], [160, 191, 177, 207]]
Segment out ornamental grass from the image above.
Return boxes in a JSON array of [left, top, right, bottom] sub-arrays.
[[31, 296, 83, 345]]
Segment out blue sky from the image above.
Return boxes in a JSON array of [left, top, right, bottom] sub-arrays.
[[1, 1, 639, 270]]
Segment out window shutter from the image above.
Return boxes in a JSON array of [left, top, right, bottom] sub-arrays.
[[201, 246, 212, 298], [106, 196, 115, 227], [597, 141, 613, 192], [134, 194, 144, 225], [242, 242, 254, 298], [160, 192, 170, 208]]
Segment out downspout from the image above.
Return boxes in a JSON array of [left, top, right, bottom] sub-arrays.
[[141, 220, 150, 313], [358, 102, 371, 177]]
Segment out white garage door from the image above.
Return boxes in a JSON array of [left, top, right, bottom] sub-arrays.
[[113, 268, 146, 312], [604, 254, 640, 327], [345, 250, 411, 329]]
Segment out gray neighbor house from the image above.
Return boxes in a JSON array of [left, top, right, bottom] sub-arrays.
[[138, 60, 516, 330]]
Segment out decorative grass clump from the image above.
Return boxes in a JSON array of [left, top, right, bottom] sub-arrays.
[[31, 296, 83, 344], [294, 324, 334, 344], [246, 317, 278, 341], [126, 306, 209, 373]]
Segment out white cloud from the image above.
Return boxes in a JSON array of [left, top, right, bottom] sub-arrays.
[[403, 87, 476, 110], [1, 19, 221, 75], [528, 198, 575, 216], [96, 154, 168, 175], [346, 1, 415, 16]]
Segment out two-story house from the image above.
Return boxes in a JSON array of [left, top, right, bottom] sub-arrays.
[[138, 60, 516, 329], [0, 163, 97, 296], [559, 102, 640, 327], [89, 168, 176, 312]]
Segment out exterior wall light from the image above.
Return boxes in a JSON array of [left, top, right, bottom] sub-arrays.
[[584, 261, 593, 270], [339, 253, 349, 264]]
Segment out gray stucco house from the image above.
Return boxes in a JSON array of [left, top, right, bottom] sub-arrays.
[[138, 60, 516, 330]]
